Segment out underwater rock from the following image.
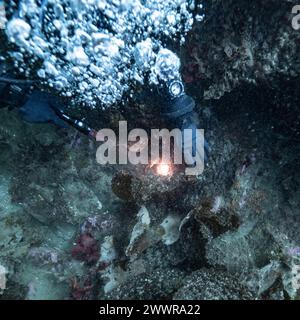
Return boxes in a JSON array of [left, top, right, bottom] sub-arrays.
[[0, 264, 7, 294], [125, 206, 192, 260], [192, 198, 240, 237], [173, 268, 254, 300], [101, 265, 126, 294], [205, 219, 282, 274], [27, 247, 60, 266], [62, 179, 103, 224], [104, 268, 186, 300], [111, 170, 133, 202], [282, 256, 300, 299], [183, 0, 300, 100], [130, 170, 191, 208], [99, 236, 117, 266], [0, 175, 19, 216], [125, 206, 161, 259], [0, 215, 29, 263], [126, 206, 151, 255], [160, 214, 182, 246], [80, 213, 117, 239], [245, 260, 284, 298]]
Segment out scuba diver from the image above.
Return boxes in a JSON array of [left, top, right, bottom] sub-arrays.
[[0, 0, 209, 167], [0, 66, 209, 166], [0, 1, 209, 169]]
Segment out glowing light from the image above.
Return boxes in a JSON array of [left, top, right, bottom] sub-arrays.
[[156, 163, 172, 176]]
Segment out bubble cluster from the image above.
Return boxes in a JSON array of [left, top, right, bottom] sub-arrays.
[[5, 0, 204, 108]]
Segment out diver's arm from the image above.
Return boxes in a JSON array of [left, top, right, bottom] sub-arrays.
[[0, 72, 97, 138], [52, 107, 97, 139]]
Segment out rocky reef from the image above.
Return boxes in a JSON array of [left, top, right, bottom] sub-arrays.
[[0, 0, 299, 300], [183, 0, 300, 100]]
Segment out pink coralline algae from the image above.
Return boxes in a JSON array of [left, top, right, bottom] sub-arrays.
[[71, 233, 99, 264], [70, 277, 93, 300]]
